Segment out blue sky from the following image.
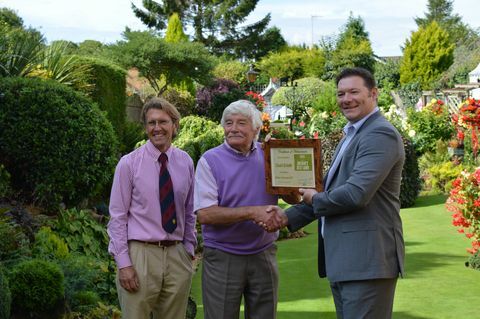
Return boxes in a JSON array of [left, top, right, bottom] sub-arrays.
[[1, 0, 478, 56]]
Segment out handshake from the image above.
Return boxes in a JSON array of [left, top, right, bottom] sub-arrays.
[[251, 206, 288, 232]]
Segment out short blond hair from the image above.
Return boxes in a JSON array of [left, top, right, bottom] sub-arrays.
[[141, 97, 181, 137]]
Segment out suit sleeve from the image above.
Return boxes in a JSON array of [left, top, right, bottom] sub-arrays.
[[285, 203, 318, 232], [312, 126, 402, 217]]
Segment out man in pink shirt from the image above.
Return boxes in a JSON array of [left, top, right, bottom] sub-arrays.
[[108, 97, 196, 319]]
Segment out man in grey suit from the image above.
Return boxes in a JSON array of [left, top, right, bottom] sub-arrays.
[[265, 67, 405, 319]]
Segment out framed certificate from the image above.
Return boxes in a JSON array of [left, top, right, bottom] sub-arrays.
[[264, 139, 323, 195]]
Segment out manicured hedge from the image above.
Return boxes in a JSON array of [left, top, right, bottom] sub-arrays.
[[75, 56, 127, 137], [0, 77, 118, 208]]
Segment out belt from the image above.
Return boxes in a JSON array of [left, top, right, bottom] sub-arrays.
[[130, 240, 180, 247]]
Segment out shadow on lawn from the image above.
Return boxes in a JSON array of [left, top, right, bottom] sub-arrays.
[[410, 194, 447, 208], [405, 241, 423, 247], [274, 311, 337, 319], [404, 252, 466, 277], [393, 312, 432, 319]]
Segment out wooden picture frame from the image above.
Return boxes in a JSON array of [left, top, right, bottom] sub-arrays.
[[264, 139, 323, 195]]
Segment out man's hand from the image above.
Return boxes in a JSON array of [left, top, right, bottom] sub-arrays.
[[119, 266, 139, 293], [252, 205, 288, 232], [299, 188, 317, 205]]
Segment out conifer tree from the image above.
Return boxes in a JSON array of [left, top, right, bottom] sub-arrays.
[[400, 21, 454, 89], [165, 13, 188, 43]]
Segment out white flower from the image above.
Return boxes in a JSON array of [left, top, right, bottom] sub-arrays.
[[408, 130, 416, 138]]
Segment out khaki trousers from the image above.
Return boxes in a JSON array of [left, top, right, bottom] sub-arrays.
[[117, 241, 194, 319]]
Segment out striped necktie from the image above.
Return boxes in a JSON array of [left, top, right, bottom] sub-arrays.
[[159, 153, 177, 233]]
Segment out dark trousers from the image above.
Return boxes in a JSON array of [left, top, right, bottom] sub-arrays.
[[202, 245, 278, 319], [330, 278, 398, 319]]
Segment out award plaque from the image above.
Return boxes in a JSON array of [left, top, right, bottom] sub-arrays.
[[264, 139, 323, 195]]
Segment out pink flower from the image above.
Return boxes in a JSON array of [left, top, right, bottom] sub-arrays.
[[299, 121, 305, 127]]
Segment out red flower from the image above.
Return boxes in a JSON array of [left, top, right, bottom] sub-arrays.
[[313, 131, 319, 139], [299, 121, 305, 127]]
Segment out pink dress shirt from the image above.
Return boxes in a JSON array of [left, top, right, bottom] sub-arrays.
[[107, 140, 196, 269]]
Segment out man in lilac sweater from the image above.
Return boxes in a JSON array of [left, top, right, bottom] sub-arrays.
[[108, 97, 196, 319], [194, 99, 295, 319]]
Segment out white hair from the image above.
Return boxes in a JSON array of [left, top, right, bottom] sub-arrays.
[[221, 100, 262, 140]]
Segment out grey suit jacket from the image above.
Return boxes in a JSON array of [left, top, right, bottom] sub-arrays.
[[286, 111, 405, 282]]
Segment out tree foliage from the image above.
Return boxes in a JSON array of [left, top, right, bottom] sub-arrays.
[[400, 21, 454, 89], [415, 0, 478, 45], [108, 29, 216, 95], [259, 48, 326, 83], [0, 7, 23, 28], [321, 14, 375, 79], [131, 0, 281, 59]]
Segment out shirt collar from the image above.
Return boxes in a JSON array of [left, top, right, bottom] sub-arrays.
[[145, 140, 174, 160], [223, 140, 257, 157], [343, 107, 379, 135]]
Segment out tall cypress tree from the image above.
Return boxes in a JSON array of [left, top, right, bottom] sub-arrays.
[[165, 13, 188, 43], [400, 21, 454, 89]]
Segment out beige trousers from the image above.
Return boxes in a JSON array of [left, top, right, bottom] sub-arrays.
[[117, 241, 194, 319]]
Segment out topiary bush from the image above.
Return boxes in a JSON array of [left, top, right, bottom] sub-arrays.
[[75, 56, 127, 137], [0, 265, 11, 319], [0, 77, 118, 208], [9, 259, 65, 318]]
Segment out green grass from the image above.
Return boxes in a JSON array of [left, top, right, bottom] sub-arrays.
[[191, 195, 480, 318]]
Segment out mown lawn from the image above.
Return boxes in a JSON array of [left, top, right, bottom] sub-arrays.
[[191, 195, 480, 318]]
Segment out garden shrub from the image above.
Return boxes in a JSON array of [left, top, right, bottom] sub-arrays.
[[271, 77, 325, 111], [84, 302, 121, 319], [32, 226, 70, 260], [399, 137, 421, 208], [422, 161, 465, 195], [60, 255, 117, 311], [0, 164, 11, 199], [398, 81, 422, 108], [0, 215, 30, 265], [446, 166, 480, 254], [164, 87, 195, 116], [53, 208, 109, 259], [9, 259, 65, 318], [195, 78, 245, 123], [213, 59, 247, 84], [308, 111, 347, 139], [270, 126, 295, 140], [0, 77, 118, 208], [311, 81, 338, 113], [407, 99, 455, 155], [0, 266, 11, 319], [174, 116, 224, 165], [466, 250, 480, 271]]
